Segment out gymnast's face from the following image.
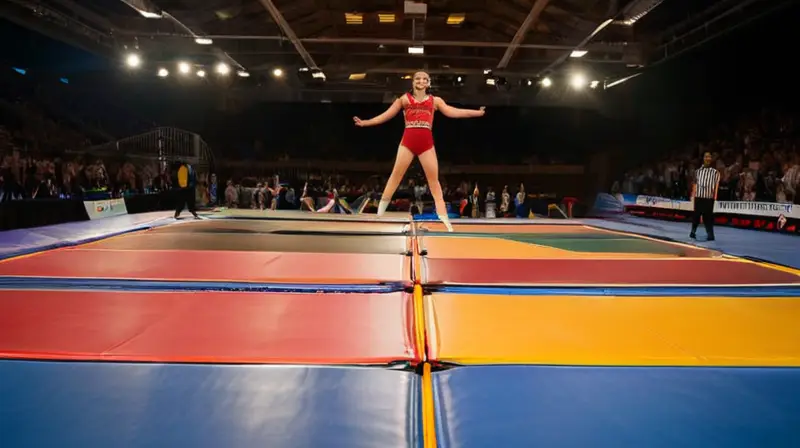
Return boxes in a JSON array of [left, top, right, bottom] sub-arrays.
[[412, 72, 430, 91]]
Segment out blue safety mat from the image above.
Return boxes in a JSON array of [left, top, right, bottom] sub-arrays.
[[0, 361, 421, 447], [433, 365, 800, 448], [584, 215, 800, 269], [0, 212, 174, 260], [412, 212, 460, 221], [431, 284, 800, 297], [0, 276, 408, 293]]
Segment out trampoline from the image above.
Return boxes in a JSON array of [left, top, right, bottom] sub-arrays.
[[1, 209, 799, 447]]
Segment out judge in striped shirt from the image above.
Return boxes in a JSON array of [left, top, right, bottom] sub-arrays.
[[690, 152, 720, 241]]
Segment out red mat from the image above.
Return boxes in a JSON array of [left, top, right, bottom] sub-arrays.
[[0, 290, 420, 364], [424, 258, 799, 285], [0, 249, 409, 284]]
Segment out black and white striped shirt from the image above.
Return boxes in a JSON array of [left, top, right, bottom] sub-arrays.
[[694, 166, 720, 199]]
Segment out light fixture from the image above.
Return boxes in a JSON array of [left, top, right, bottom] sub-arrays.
[[272, 68, 284, 77], [345, 12, 363, 24], [408, 46, 424, 55], [349, 73, 366, 81], [138, 10, 162, 19], [570, 73, 587, 89], [125, 53, 141, 68], [195, 37, 213, 45], [178, 62, 191, 74], [447, 13, 465, 25], [157, 68, 169, 77], [590, 80, 599, 89], [541, 77, 552, 87], [215, 63, 230, 75], [378, 13, 395, 23], [197, 70, 206, 78], [237, 70, 250, 77], [570, 50, 588, 58]]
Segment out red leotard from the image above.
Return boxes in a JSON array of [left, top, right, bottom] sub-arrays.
[[401, 93, 435, 156]]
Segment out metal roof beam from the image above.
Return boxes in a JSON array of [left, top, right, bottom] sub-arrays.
[[127, 33, 629, 53], [497, 0, 552, 69], [255, 0, 319, 70]]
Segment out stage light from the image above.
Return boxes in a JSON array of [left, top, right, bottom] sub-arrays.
[[157, 68, 169, 77], [215, 63, 230, 75], [237, 70, 250, 77], [195, 37, 213, 45], [178, 62, 191, 74], [272, 68, 284, 77], [541, 77, 552, 87], [197, 70, 206, 78], [125, 53, 141, 68], [570, 73, 586, 89], [311, 69, 326, 81]]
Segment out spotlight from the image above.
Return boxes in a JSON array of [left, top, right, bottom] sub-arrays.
[[157, 68, 169, 77], [272, 68, 284, 77], [215, 63, 230, 75], [178, 62, 191, 75], [125, 53, 141, 68], [541, 77, 552, 87], [197, 70, 206, 78], [570, 73, 586, 89]]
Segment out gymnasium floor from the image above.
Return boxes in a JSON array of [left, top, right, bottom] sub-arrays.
[[1, 210, 799, 447]]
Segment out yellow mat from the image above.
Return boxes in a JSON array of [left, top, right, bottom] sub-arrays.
[[426, 293, 800, 366]]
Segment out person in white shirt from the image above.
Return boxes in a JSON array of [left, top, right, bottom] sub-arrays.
[[690, 152, 721, 241]]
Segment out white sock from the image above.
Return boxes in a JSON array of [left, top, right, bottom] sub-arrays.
[[377, 199, 390, 216]]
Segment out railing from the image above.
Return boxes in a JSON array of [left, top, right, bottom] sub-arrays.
[[85, 127, 215, 172]]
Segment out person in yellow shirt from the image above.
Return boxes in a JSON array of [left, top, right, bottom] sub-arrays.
[[172, 160, 199, 219]]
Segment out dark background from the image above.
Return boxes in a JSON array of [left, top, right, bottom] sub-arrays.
[[1, 1, 796, 163]]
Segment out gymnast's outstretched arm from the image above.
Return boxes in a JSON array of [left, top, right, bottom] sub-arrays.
[[353, 98, 404, 127], [434, 97, 485, 119]]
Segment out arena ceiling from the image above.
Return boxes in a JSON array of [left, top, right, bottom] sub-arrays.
[[0, 0, 787, 104]]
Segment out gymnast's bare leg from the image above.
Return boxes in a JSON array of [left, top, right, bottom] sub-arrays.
[[418, 147, 453, 231], [376, 145, 415, 216]]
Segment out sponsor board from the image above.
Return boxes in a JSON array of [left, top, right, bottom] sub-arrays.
[[632, 196, 797, 219], [84, 198, 128, 220], [627, 195, 798, 234]]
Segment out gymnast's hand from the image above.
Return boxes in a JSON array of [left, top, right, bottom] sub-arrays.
[[477, 107, 486, 117], [353, 116, 365, 127]]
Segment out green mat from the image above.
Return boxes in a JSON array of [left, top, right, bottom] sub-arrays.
[[431, 232, 695, 256]]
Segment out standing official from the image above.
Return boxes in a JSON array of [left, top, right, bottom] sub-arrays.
[[172, 160, 199, 219], [690, 152, 720, 241]]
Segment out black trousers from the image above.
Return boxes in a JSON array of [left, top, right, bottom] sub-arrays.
[[175, 187, 196, 216], [691, 197, 715, 237]]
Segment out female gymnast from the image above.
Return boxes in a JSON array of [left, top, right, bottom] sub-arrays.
[[353, 71, 485, 231]]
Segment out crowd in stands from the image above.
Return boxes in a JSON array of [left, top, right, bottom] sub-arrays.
[[615, 109, 799, 204], [0, 66, 166, 202], [0, 147, 165, 202]]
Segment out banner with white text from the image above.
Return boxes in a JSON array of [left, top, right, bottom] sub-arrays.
[[626, 195, 797, 233], [632, 196, 797, 219]]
